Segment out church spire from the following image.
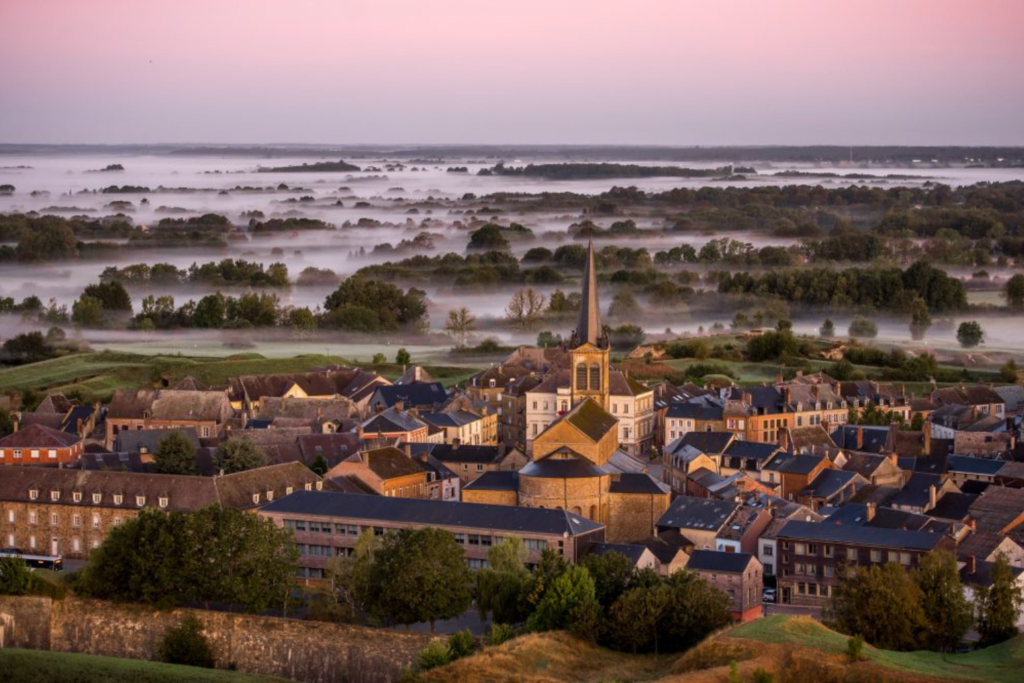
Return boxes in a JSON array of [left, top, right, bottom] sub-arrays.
[[575, 240, 604, 348]]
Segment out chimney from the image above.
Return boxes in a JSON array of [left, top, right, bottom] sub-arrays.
[[856, 427, 864, 451], [403, 442, 411, 457], [967, 555, 976, 575], [779, 428, 790, 451], [928, 484, 937, 511], [866, 502, 876, 522], [923, 424, 932, 454]]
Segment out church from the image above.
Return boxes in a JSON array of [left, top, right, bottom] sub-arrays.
[[462, 243, 670, 543]]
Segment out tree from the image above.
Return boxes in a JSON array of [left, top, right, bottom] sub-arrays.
[[323, 277, 426, 332], [82, 280, 132, 312], [371, 352, 387, 364], [477, 537, 532, 624], [395, 348, 411, 365], [536, 330, 562, 347], [215, 438, 269, 473], [0, 556, 34, 595], [1005, 273, 1024, 310], [154, 431, 198, 475], [368, 528, 472, 631], [193, 293, 226, 328], [0, 408, 13, 438], [909, 296, 932, 341], [977, 552, 1024, 647], [957, 321, 984, 348], [608, 291, 639, 319], [444, 307, 477, 348], [158, 614, 215, 669], [607, 324, 646, 350], [308, 454, 328, 476], [848, 315, 879, 339], [525, 566, 600, 633], [607, 584, 671, 653], [657, 570, 734, 652], [326, 528, 381, 616], [581, 550, 635, 609], [827, 562, 927, 651], [0, 332, 56, 365], [505, 288, 546, 331], [1000, 359, 1019, 384], [914, 550, 973, 652], [71, 295, 104, 327]]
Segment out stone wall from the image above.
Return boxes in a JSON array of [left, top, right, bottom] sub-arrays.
[[460, 488, 518, 506], [0, 595, 431, 683], [607, 490, 669, 543]]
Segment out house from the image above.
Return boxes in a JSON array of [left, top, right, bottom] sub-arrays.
[[296, 432, 363, 469], [968, 487, 1024, 537], [402, 442, 527, 484], [258, 490, 605, 578], [663, 395, 726, 445], [357, 407, 431, 443], [228, 368, 389, 415], [947, 455, 1008, 488], [252, 396, 359, 433], [368, 382, 449, 413], [662, 431, 734, 493], [931, 385, 1005, 419], [714, 504, 772, 554], [0, 462, 323, 558], [841, 452, 905, 487], [655, 496, 738, 552], [0, 424, 84, 466], [890, 472, 960, 514], [585, 542, 659, 572], [685, 550, 763, 621], [114, 428, 201, 458], [761, 453, 834, 500], [775, 521, 956, 606], [641, 536, 690, 576], [17, 393, 98, 440], [720, 440, 783, 477], [420, 409, 491, 447], [797, 470, 869, 511], [104, 389, 235, 449], [324, 446, 430, 499]]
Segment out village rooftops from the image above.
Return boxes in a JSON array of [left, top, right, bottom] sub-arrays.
[[560, 398, 618, 442], [777, 520, 948, 551], [947, 455, 1008, 477], [260, 489, 604, 537], [0, 423, 82, 449], [656, 496, 737, 532], [673, 431, 734, 455], [587, 542, 650, 567], [462, 471, 519, 492], [359, 407, 427, 434], [371, 382, 448, 409], [686, 549, 757, 573]]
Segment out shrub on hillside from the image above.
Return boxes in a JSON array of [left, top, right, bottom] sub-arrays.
[[158, 614, 215, 669]]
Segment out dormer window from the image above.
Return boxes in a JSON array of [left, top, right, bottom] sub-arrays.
[[29, 489, 38, 500], [51, 490, 60, 501], [113, 494, 123, 505], [266, 490, 274, 501], [315, 481, 323, 491], [286, 486, 294, 495], [304, 483, 312, 491], [158, 496, 168, 508], [136, 495, 145, 507], [252, 493, 261, 505], [92, 493, 102, 504], [73, 492, 82, 503]]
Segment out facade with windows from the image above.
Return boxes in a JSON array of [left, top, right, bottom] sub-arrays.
[[0, 424, 84, 467], [775, 520, 955, 606], [259, 490, 605, 580]]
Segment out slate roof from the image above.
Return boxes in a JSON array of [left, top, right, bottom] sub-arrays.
[[962, 559, 1024, 588], [587, 542, 650, 567], [842, 452, 894, 478], [260, 489, 604, 536], [609, 473, 670, 495], [297, 433, 362, 466], [777, 520, 947, 551], [0, 423, 81, 449], [926, 492, 979, 521], [420, 410, 482, 429], [995, 385, 1024, 414], [520, 455, 608, 479], [35, 394, 75, 414], [800, 469, 865, 500], [665, 397, 725, 421], [686, 549, 757, 573], [787, 425, 836, 453], [723, 440, 780, 463], [969, 487, 1024, 534], [932, 385, 1004, 408], [947, 455, 1007, 477], [891, 472, 946, 509], [462, 471, 519, 492], [115, 428, 200, 454], [675, 431, 734, 455], [831, 425, 890, 454], [360, 408, 427, 434], [372, 382, 448, 409], [656, 496, 737, 532], [357, 447, 426, 480]]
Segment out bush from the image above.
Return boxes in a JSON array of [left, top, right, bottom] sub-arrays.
[[488, 623, 517, 647], [416, 640, 451, 671], [847, 634, 864, 662], [158, 614, 215, 669], [446, 629, 476, 659], [0, 557, 33, 595], [957, 321, 984, 348], [848, 316, 879, 339], [753, 668, 775, 683]]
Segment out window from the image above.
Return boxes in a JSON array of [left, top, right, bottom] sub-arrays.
[[266, 490, 273, 502], [252, 493, 261, 505], [72, 492, 82, 503], [286, 486, 294, 495], [29, 489, 38, 500], [589, 364, 600, 391], [476, 464, 484, 472], [576, 363, 587, 390], [823, 544, 833, 558], [304, 483, 312, 491], [794, 543, 806, 555], [92, 514, 100, 528], [29, 511, 37, 524], [870, 549, 883, 563], [113, 494, 123, 505], [72, 538, 81, 553], [202, 426, 211, 438], [136, 495, 145, 507], [13, 449, 22, 459], [807, 543, 817, 555], [50, 490, 60, 502], [92, 493, 102, 504], [48, 449, 57, 459], [51, 513, 59, 525], [5, 510, 13, 523], [31, 449, 40, 459], [824, 565, 834, 577], [159, 496, 168, 508], [73, 514, 81, 527], [762, 545, 773, 557]]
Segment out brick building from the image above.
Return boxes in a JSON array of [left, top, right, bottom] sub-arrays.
[[104, 389, 235, 449], [0, 424, 84, 466], [685, 550, 763, 621], [324, 446, 430, 499]]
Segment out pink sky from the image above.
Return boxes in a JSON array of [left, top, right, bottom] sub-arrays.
[[0, 0, 1021, 144]]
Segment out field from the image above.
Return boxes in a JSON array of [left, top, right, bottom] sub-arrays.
[[0, 648, 284, 683], [419, 616, 1024, 682], [0, 351, 483, 403]]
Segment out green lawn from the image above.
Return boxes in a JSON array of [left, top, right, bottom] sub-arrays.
[[0, 351, 484, 402], [0, 648, 284, 683], [731, 616, 1024, 682]]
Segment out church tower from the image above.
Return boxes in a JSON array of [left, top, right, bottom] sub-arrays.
[[568, 241, 610, 409]]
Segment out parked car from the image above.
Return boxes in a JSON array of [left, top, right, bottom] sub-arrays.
[[762, 588, 777, 603]]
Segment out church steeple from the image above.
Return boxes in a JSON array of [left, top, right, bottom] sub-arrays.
[[574, 240, 607, 349]]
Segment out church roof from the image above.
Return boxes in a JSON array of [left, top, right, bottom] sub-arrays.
[[563, 398, 618, 442], [574, 241, 605, 349], [520, 454, 608, 479]]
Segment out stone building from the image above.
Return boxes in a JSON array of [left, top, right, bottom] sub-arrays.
[[685, 550, 763, 621], [0, 462, 323, 558], [104, 389, 235, 449], [227, 368, 389, 415], [324, 447, 430, 499]]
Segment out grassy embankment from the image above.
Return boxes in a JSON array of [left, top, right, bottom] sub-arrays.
[[0, 648, 284, 683], [0, 351, 482, 403], [418, 616, 1024, 683]]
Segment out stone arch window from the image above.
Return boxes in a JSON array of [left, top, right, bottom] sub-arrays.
[[575, 363, 587, 390], [572, 506, 582, 516], [589, 505, 598, 520], [589, 364, 601, 392]]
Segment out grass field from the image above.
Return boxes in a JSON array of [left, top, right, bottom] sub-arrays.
[[730, 616, 1024, 682], [0, 351, 484, 403], [0, 648, 284, 683]]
